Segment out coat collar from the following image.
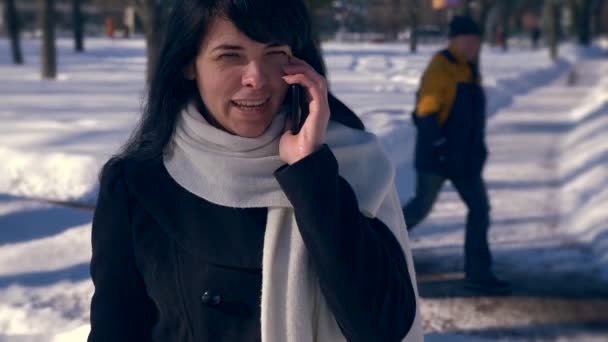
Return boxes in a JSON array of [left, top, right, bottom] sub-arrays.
[[122, 159, 264, 269]]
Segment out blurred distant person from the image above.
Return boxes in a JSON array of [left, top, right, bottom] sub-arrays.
[[531, 26, 541, 49], [123, 7, 136, 38], [402, 16, 511, 294], [495, 26, 506, 50], [104, 17, 114, 39]]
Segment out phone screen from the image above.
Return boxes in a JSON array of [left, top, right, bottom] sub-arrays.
[[290, 84, 302, 134]]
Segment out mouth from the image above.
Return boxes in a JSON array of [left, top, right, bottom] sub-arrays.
[[231, 98, 270, 112]]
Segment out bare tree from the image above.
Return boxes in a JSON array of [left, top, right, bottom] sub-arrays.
[[498, 1, 514, 50], [577, 0, 593, 45], [408, 0, 419, 53], [390, 0, 400, 40], [72, 0, 85, 52], [566, 0, 594, 45], [567, 0, 580, 37], [545, 0, 560, 60], [4, 0, 24, 64], [134, 0, 167, 82], [40, 0, 57, 79], [304, 0, 333, 44], [592, 0, 605, 36], [477, 0, 495, 41]]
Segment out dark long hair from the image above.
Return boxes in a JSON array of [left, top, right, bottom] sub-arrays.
[[108, 0, 363, 170]]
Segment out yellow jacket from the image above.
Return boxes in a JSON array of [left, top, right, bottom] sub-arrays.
[[412, 46, 487, 177], [415, 45, 481, 125]]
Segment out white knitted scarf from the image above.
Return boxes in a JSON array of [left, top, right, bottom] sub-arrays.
[[164, 104, 423, 342]]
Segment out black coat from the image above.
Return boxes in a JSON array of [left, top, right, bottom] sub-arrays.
[[88, 145, 417, 342]]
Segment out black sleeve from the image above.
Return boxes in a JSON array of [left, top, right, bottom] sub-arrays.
[[274, 145, 416, 342], [413, 112, 444, 147], [88, 161, 156, 341]]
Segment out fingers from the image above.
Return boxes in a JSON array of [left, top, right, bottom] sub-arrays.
[[282, 56, 327, 95], [282, 74, 324, 106], [282, 60, 328, 113], [282, 75, 329, 132], [283, 62, 326, 89], [278, 57, 328, 163], [281, 57, 330, 138]]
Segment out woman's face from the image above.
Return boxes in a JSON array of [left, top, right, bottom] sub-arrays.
[[188, 17, 292, 138]]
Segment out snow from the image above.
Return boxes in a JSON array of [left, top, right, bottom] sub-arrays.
[[0, 37, 606, 340], [558, 62, 608, 281], [0, 197, 92, 341]]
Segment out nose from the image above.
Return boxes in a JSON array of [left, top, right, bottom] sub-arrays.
[[241, 60, 269, 89]]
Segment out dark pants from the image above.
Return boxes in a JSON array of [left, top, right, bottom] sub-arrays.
[[402, 172, 492, 276]]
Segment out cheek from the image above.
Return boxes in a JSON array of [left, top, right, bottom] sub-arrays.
[[273, 75, 288, 94], [200, 74, 224, 96], [196, 69, 239, 106], [268, 64, 288, 91]]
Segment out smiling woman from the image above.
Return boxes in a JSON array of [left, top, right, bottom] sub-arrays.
[[186, 18, 292, 138], [88, 1, 423, 341]]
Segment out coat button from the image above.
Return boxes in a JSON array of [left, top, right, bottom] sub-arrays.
[[201, 290, 222, 305]]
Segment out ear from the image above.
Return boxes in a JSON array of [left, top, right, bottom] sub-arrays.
[[184, 62, 196, 80]]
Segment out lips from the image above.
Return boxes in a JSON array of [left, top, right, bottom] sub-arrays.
[[231, 98, 269, 110]]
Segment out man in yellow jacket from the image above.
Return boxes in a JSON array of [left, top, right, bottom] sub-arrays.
[[403, 16, 510, 294]]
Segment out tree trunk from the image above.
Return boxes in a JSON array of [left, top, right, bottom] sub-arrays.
[[72, 0, 85, 52], [390, 0, 401, 41], [135, 0, 165, 82], [40, 0, 57, 79], [568, 0, 580, 37], [592, 0, 604, 36], [304, 0, 330, 47], [409, 0, 418, 53], [477, 0, 493, 41], [578, 0, 592, 45], [547, 0, 560, 61], [4, 0, 24, 64], [500, 2, 512, 51]]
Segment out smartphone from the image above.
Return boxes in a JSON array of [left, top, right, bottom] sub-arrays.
[[289, 84, 303, 134]]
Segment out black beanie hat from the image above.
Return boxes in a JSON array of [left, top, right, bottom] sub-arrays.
[[448, 16, 482, 38]]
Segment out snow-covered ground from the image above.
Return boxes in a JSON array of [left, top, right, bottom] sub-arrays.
[[559, 65, 608, 281], [0, 38, 607, 341]]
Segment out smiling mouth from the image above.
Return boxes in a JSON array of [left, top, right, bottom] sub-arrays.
[[231, 98, 270, 111]]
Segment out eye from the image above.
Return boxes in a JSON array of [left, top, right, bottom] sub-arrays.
[[219, 53, 240, 59], [267, 50, 288, 56]]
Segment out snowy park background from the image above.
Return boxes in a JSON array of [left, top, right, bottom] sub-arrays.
[[1, 36, 607, 341]]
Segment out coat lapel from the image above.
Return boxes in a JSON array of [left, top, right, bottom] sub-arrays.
[[123, 159, 264, 269]]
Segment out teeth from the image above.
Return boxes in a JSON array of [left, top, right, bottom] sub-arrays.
[[233, 99, 267, 107]]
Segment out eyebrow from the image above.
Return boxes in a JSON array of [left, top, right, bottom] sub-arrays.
[[211, 44, 244, 52], [266, 43, 287, 48], [211, 42, 288, 52]]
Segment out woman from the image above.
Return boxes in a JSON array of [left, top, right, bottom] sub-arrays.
[[88, 0, 423, 341]]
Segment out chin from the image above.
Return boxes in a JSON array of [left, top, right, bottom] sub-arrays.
[[232, 124, 271, 138], [236, 131, 265, 138]]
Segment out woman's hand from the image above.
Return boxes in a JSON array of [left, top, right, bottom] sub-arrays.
[[279, 56, 330, 165]]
